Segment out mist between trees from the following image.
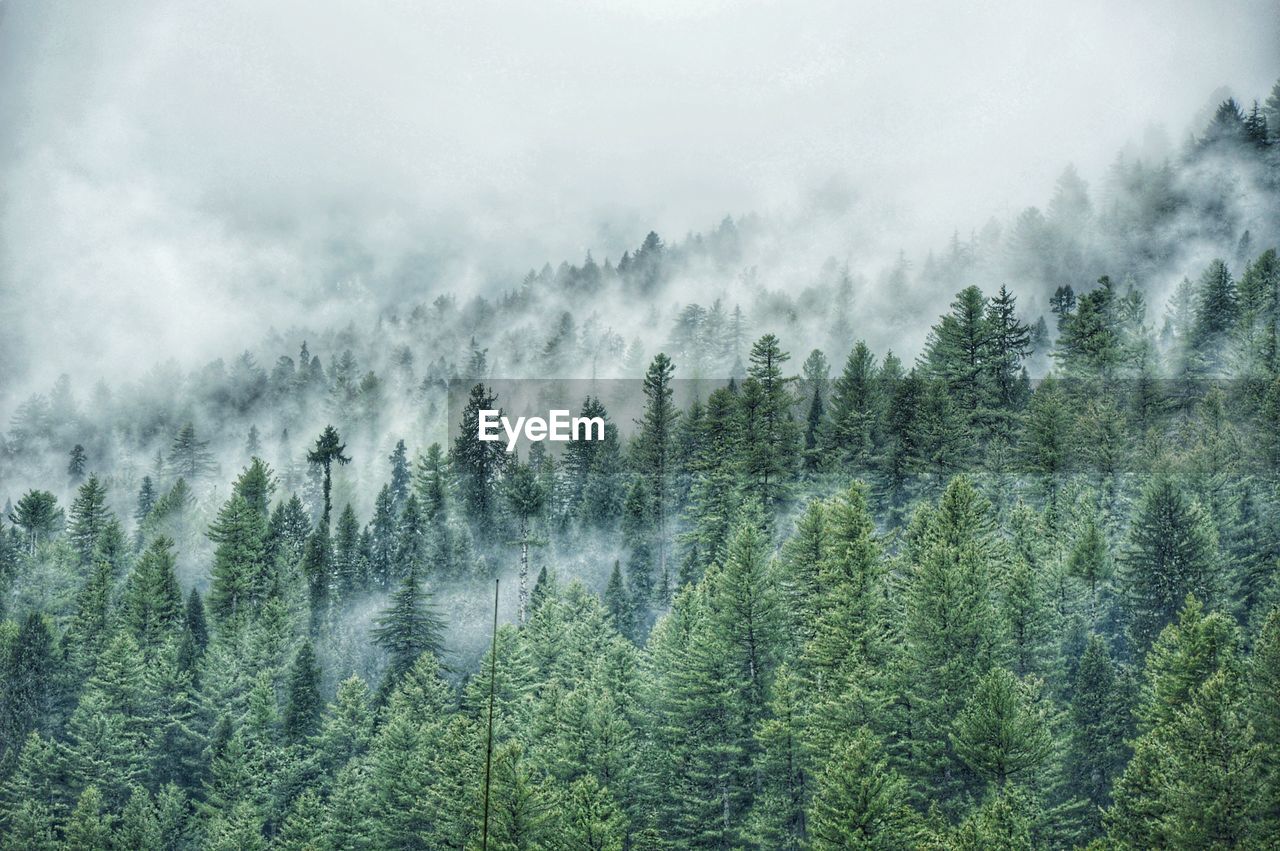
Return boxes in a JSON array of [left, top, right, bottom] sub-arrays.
[[0, 84, 1279, 848]]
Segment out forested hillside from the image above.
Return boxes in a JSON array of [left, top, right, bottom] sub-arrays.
[[1, 87, 1280, 849]]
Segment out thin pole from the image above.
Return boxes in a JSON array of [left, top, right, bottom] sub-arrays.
[[481, 578, 499, 851]]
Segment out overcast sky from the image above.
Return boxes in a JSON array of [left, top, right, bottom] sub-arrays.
[[1, 0, 1277, 391]]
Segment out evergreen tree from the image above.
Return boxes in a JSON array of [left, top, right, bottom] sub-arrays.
[[0, 614, 55, 765], [232, 457, 275, 518], [333, 502, 366, 595], [1064, 635, 1128, 827], [983, 285, 1032, 437], [828, 341, 880, 469], [368, 484, 397, 590], [923, 286, 991, 431], [207, 493, 269, 623], [1189, 258, 1239, 374], [739, 334, 799, 516], [558, 775, 627, 851], [123, 536, 184, 651], [951, 668, 1052, 788], [634, 354, 679, 592], [900, 476, 1006, 811], [1252, 608, 1280, 835], [283, 642, 323, 744], [307, 424, 351, 530], [604, 561, 637, 641], [169, 423, 215, 482], [807, 728, 916, 850], [63, 785, 113, 851], [389, 439, 411, 509], [1121, 474, 1220, 654], [454, 384, 506, 530], [372, 574, 446, 693], [117, 786, 161, 850], [8, 490, 62, 555], [134, 476, 157, 532], [67, 475, 112, 565]]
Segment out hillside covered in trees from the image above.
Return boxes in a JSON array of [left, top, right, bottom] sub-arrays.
[[1, 84, 1280, 849]]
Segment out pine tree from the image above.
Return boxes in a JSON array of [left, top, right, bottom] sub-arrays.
[[333, 502, 366, 595], [558, 776, 627, 851], [244, 424, 261, 457], [923, 286, 991, 431], [372, 574, 446, 693], [485, 741, 555, 850], [900, 476, 1006, 811], [144, 641, 206, 791], [232, 457, 275, 518], [711, 502, 781, 732], [63, 785, 113, 851], [123, 536, 184, 651], [185, 589, 208, 654], [414, 443, 450, 519], [776, 497, 826, 654], [1234, 249, 1279, 376], [635, 354, 679, 591], [8, 490, 62, 555], [283, 642, 323, 743], [0, 613, 55, 765], [1121, 474, 1220, 655], [827, 341, 880, 469], [878, 367, 923, 515], [950, 787, 1039, 850], [1054, 279, 1123, 378], [168, 422, 214, 482], [1064, 635, 1128, 828], [740, 334, 799, 515], [117, 786, 161, 851], [65, 634, 150, 810], [1250, 608, 1280, 835], [1106, 597, 1244, 846], [749, 665, 813, 850], [277, 789, 326, 851], [134, 476, 157, 533], [1020, 377, 1073, 517], [1189, 258, 1239, 374], [951, 668, 1052, 788], [801, 483, 889, 748], [208, 493, 269, 623], [604, 561, 636, 641], [807, 728, 916, 850], [307, 424, 351, 530], [0, 800, 57, 851], [983, 285, 1032, 442], [453, 384, 506, 530], [67, 475, 111, 565], [368, 484, 397, 590], [648, 583, 746, 846], [389, 439, 411, 509], [681, 385, 743, 584]]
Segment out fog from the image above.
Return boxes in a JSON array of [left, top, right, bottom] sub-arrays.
[[1, 0, 1278, 395]]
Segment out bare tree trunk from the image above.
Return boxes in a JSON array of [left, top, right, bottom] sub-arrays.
[[518, 516, 529, 624]]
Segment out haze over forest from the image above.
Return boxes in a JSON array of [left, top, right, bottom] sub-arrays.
[[3, 3, 1280, 850], [2, 0, 1279, 395]]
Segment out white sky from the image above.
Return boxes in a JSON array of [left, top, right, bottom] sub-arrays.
[[1, 0, 1277, 389]]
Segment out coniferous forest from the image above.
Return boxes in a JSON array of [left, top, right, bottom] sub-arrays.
[[4, 17, 1280, 851]]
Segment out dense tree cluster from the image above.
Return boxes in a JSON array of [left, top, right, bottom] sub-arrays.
[[0, 86, 1279, 848]]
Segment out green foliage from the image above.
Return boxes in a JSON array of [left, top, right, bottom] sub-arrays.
[[807, 729, 917, 850], [372, 575, 445, 692], [951, 668, 1052, 787]]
